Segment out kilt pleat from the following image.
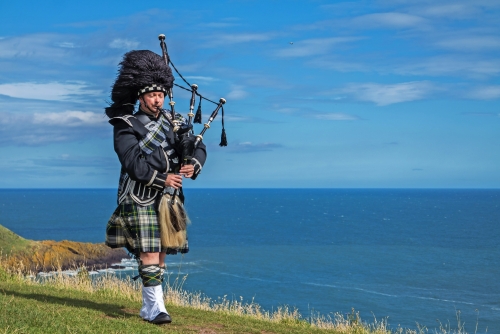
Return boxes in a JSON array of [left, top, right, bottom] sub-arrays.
[[106, 194, 189, 255]]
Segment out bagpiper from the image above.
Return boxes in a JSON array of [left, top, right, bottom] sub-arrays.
[[104, 49, 207, 324]]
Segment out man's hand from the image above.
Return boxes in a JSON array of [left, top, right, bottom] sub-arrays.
[[179, 165, 194, 178], [165, 174, 183, 189]]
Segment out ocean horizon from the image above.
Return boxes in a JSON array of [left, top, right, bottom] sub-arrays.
[[1, 188, 498, 333]]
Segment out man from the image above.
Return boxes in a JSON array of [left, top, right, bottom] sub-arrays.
[[104, 50, 207, 325]]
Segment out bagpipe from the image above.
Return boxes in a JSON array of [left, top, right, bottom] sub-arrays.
[[157, 34, 227, 161], [153, 34, 228, 249]]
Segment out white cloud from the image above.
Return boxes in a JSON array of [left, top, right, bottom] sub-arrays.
[[109, 38, 139, 50], [0, 112, 30, 125], [351, 12, 427, 29], [0, 82, 102, 101], [332, 81, 434, 106], [416, 4, 478, 18], [461, 112, 500, 117], [222, 115, 280, 124], [410, 1, 500, 19], [0, 110, 108, 146], [227, 141, 283, 153], [226, 86, 249, 100], [226, 115, 249, 122], [57, 42, 77, 48], [0, 34, 71, 59], [466, 86, 500, 100], [200, 22, 240, 28], [274, 107, 300, 114], [435, 36, 500, 51], [275, 37, 362, 58], [394, 56, 500, 77], [208, 33, 275, 46], [309, 58, 367, 72], [184, 76, 218, 82], [33, 111, 107, 127], [308, 53, 500, 78], [241, 74, 292, 89], [314, 113, 361, 121]]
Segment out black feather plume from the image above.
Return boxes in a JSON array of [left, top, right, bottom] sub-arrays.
[[105, 50, 174, 118]]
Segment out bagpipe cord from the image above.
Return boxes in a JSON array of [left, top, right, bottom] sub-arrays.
[[169, 59, 227, 144]]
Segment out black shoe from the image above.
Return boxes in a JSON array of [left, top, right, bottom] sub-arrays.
[[149, 312, 172, 325]]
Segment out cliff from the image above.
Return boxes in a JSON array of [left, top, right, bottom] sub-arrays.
[[0, 224, 129, 272]]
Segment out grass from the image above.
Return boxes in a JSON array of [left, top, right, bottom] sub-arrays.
[[0, 224, 127, 272], [0, 261, 479, 334], [0, 225, 480, 333], [0, 224, 32, 255], [0, 267, 362, 334]]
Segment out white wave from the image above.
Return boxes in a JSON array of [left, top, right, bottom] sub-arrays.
[[217, 271, 282, 283], [112, 258, 138, 267], [190, 263, 280, 282], [164, 271, 188, 276], [110, 258, 201, 268], [166, 261, 200, 266], [305, 282, 398, 297], [304, 281, 486, 307], [35, 269, 85, 278], [413, 295, 475, 305]]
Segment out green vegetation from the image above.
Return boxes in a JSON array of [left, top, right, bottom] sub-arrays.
[[0, 224, 127, 272], [0, 266, 368, 334], [0, 224, 32, 255], [0, 225, 475, 333], [0, 275, 320, 334], [0, 263, 475, 334]]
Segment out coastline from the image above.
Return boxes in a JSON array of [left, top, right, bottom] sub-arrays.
[[0, 223, 131, 273]]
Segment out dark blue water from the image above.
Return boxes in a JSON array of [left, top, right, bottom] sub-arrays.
[[1, 189, 498, 333]]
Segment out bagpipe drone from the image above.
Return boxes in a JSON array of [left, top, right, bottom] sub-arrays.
[[158, 34, 227, 151], [156, 33, 227, 204]]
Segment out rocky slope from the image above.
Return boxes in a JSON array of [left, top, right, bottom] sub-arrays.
[[0, 224, 130, 272]]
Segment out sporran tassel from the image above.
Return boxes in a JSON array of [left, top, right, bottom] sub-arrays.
[[158, 194, 189, 248], [194, 97, 202, 124]]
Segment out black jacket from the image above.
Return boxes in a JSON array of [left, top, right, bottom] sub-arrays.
[[110, 111, 207, 199]]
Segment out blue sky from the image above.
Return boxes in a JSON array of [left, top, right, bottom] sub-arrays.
[[0, 0, 499, 188]]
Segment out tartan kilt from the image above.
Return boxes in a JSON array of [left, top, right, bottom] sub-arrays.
[[106, 194, 189, 255]]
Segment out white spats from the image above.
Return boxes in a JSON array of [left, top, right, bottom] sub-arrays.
[[140, 285, 168, 321]]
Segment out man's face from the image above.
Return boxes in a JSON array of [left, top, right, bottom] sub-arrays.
[[139, 91, 165, 112]]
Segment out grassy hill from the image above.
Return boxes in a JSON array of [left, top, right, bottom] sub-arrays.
[[0, 223, 32, 254], [0, 224, 128, 272], [0, 264, 409, 334], [0, 277, 330, 334], [0, 225, 470, 334]]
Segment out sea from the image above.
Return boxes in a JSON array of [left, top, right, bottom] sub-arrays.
[[0, 188, 498, 333]]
